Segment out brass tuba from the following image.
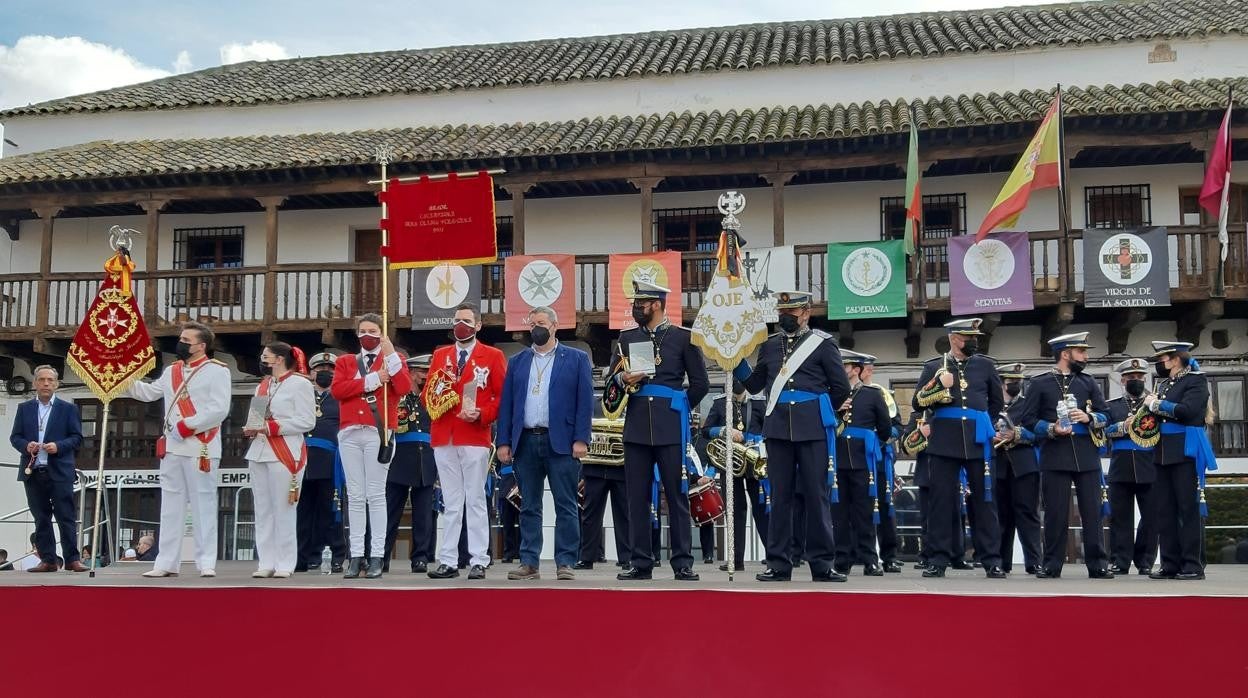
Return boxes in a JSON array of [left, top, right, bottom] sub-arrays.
[[706, 437, 767, 480], [583, 417, 625, 466]]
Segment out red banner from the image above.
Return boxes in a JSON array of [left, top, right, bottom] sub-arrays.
[[65, 252, 156, 402], [608, 252, 682, 330], [504, 254, 575, 331], [379, 173, 498, 268]]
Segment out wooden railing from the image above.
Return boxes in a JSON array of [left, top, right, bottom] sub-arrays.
[[2, 225, 1244, 336]]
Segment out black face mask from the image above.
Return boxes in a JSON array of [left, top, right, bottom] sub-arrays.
[[314, 372, 333, 389], [1155, 361, 1169, 379], [1125, 379, 1146, 397], [961, 338, 979, 355], [1005, 382, 1022, 398], [259, 362, 273, 375], [530, 326, 551, 347], [777, 314, 800, 334], [175, 341, 193, 361], [631, 306, 651, 327], [1069, 359, 1087, 374]]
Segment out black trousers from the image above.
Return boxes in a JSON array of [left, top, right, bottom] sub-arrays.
[[874, 480, 899, 563], [832, 468, 877, 570], [917, 486, 966, 565], [383, 482, 436, 567], [764, 438, 835, 576], [1154, 459, 1203, 575], [727, 475, 768, 566], [788, 491, 806, 564], [24, 470, 79, 564], [996, 470, 1042, 572], [580, 475, 630, 562], [624, 443, 692, 572], [697, 521, 716, 561], [1041, 469, 1108, 573], [296, 477, 348, 567], [927, 455, 1001, 568], [496, 473, 520, 560], [1109, 481, 1157, 571]]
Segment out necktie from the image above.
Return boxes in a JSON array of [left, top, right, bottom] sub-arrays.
[[365, 354, 376, 370], [457, 349, 468, 374]]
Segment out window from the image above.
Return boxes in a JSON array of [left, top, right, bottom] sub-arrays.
[[1085, 185, 1151, 229], [487, 216, 514, 289], [1180, 184, 1248, 226], [654, 206, 720, 291], [1210, 375, 1246, 457], [173, 226, 245, 306], [880, 194, 966, 282]]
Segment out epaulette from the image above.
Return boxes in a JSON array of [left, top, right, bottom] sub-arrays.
[[860, 382, 883, 391], [923, 355, 943, 365], [209, 359, 228, 367], [811, 329, 832, 339]]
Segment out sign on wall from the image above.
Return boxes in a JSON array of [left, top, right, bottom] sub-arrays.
[[504, 254, 575, 330], [949, 231, 1035, 314], [410, 262, 483, 327], [607, 252, 683, 329], [1082, 227, 1171, 308], [825, 240, 906, 319]]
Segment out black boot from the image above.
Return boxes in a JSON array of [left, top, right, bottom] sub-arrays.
[[366, 557, 383, 579], [343, 557, 362, 579]]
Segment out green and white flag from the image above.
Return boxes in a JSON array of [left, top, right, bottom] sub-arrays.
[[825, 240, 907, 318]]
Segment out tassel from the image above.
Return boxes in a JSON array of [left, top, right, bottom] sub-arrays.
[[872, 498, 880, 525], [1100, 472, 1110, 517], [983, 459, 993, 503], [1199, 487, 1208, 518], [198, 442, 211, 473], [867, 467, 877, 499], [651, 464, 661, 528], [828, 460, 839, 504], [680, 468, 689, 495]]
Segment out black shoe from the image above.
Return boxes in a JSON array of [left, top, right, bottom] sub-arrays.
[[458, 563, 468, 570], [573, 561, 593, 570], [755, 568, 791, 582], [1024, 565, 1038, 575], [1036, 568, 1061, 579], [617, 567, 652, 581], [813, 569, 848, 583], [1176, 571, 1205, 581], [1089, 568, 1115, 579], [1108, 564, 1127, 575], [427, 564, 459, 579], [366, 558, 383, 579], [596, 557, 608, 564], [331, 562, 344, 574], [833, 564, 851, 576], [719, 562, 746, 572], [985, 566, 1007, 579], [293, 566, 308, 573], [1137, 566, 1153, 576], [702, 557, 714, 565], [674, 568, 700, 581], [381, 562, 390, 574], [411, 561, 427, 573], [950, 560, 973, 570], [863, 564, 884, 577], [883, 560, 903, 574], [343, 557, 363, 579], [914, 561, 927, 570], [501, 557, 515, 564], [1149, 570, 1178, 580], [921, 565, 946, 578], [468, 565, 486, 580]]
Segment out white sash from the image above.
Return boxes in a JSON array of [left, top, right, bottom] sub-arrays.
[[765, 332, 825, 416]]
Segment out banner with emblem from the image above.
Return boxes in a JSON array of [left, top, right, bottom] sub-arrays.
[[1082, 227, 1170, 308], [379, 173, 498, 268], [825, 240, 906, 319], [948, 231, 1034, 315], [410, 262, 483, 328], [607, 251, 682, 329], [741, 245, 795, 323], [66, 243, 156, 402], [503, 254, 575, 331]]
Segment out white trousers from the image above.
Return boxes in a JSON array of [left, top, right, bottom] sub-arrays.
[[339, 427, 388, 558], [155, 454, 218, 572], [249, 460, 305, 573], [434, 444, 491, 567]]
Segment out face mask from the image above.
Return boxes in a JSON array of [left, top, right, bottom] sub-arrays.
[[961, 338, 979, 355], [175, 341, 193, 361], [314, 372, 333, 389], [631, 306, 651, 327], [453, 321, 477, 342], [1155, 361, 1169, 379], [1005, 382, 1021, 397], [530, 326, 551, 347], [259, 361, 273, 375], [1125, 379, 1145, 397], [358, 334, 381, 352], [777, 314, 800, 334], [1069, 359, 1087, 374]]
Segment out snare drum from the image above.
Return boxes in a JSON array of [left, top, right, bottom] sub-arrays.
[[688, 480, 725, 526], [505, 484, 522, 511]]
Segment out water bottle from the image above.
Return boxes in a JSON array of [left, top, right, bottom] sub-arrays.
[[1057, 395, 1075, 431], [320, 546, 332, 574]]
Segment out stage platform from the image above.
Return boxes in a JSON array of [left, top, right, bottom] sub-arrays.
[[5, 562, 1246, 696]]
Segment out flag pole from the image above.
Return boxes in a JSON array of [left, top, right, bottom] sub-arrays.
[[376, 144, 394, 457], [88, 401, 111, 578], [724, 365, 734, 582], [1055, 84, 1073, 299]]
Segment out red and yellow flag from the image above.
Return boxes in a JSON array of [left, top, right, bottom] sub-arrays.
[[976, 93, 1062, 242], [66, 250, 156, 402]]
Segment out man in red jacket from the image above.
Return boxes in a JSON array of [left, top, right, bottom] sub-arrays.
[[423, 302, 506, 579], [331, 313, 412, 580]]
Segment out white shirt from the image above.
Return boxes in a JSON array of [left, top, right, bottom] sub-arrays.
[[126, 358, 231, 458], [35, 395, 55, 465], [523, 343, 558, 429], [244, 372, 316, 463], [360, 350, 404, 394]]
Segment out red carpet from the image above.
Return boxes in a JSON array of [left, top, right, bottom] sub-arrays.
[[5, 587, 1245, 696]]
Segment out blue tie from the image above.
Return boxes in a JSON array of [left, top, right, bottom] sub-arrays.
[[457, 349, 467, 374]]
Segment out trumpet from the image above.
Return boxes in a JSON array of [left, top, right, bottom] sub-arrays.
[[583, 418, 625, 466], [706, 436, 767, 480]]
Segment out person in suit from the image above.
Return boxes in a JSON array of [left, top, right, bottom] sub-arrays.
[[1024, 332, 1113, 579], [497, 306, 594, 581], [126, 322, 231, 578], [423, 302, 506, 580], [605, 280, 710, 582], [1104, 358, 1158, 575], [296, 352, 348, 573], [992, 363, 1042, 575], [9, 364, 85, 573], [702, 382, 768, 572], [912, 318, 1006, 579], [384, 354, 438, 573], [833, 350, 893, 576], [733, 290, 852, 583]]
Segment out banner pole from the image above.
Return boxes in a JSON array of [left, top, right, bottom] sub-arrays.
[[88, 401, 110, 578], [724, 373, 734, 582], [377, 145, 393, 455]]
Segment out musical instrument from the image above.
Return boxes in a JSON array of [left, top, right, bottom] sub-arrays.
[[837, 383, 862, 436], [705, 435, 767, 479], [688, 480, 725, 526], [583, 418, 625, 466], [901, 411, 930, 456], [505, 484, 522, 511], [916, 353, 953, 407]]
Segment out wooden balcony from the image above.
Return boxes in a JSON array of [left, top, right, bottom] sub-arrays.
[[2, 225, 1244, 345]]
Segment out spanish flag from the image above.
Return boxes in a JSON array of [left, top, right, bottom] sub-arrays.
[[975, 92, 1063, 242]]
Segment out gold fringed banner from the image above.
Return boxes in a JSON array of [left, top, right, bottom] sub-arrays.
[[65, 250, 156, 403]]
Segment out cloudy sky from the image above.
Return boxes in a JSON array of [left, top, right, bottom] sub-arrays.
[[0, 0, 1059, 111]]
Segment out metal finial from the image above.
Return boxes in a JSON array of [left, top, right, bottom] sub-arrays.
[[108, 225, 142, 251], [718, 191, 746, 232], [375, 142, 395, 167]]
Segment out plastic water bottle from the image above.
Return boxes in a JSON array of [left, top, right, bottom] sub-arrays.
[[1057, 395, 1075, 431], [320, 547, 332, 574]]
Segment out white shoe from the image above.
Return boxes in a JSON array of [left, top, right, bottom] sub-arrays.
[[141, 568, 178, 578], [252, 569, 275, 578], [272, 571, 291, 578], [200, 569, 216, 578]]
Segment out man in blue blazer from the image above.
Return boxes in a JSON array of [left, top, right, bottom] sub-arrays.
[[8, 365, 85, 572], [496, 306, 594, 581]]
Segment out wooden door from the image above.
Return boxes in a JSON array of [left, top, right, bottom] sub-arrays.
[[353, 229, 382, 315]]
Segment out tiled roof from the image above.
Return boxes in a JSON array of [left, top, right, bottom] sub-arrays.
[[0, 76, 1242, 186], [2, 0, 1243, 118]]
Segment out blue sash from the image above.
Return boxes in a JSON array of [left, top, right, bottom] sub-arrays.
[[1161, 422, 1218, 516], [882, 443, 896, 520], [841, 426, 881, 518], [306, 437, 345, 522], [394, 432, 431, 444], [932, 406, 995, 502], [777, 390, 840, 503], [637, 383, 693, 527], [1110, 438, 1150, 452]]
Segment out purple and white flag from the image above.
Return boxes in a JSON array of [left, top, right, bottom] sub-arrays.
[[949, 231, 1034, 315]]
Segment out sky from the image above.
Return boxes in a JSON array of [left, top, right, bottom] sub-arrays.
[[0, 0, 1061, 112]]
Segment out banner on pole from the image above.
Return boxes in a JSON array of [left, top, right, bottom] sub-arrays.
[[410, 262, 483, 327], [949, 231, 1035, 315], [379, 173, 498, 268], [504, 254, 575, 331], [1082, 227, 1171, 308], [66, 250, 156, 402], [608, 252, 682, 329], [741, 245, 795, 323], [825, 240, 907, 319]]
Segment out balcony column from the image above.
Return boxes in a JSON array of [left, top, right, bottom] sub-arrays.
[[761, 172, 796, 246], [502, 182, 535, 255], [32, 207, 62, 344], [628, 177, 664, 252], [257, 197, 286, 340], [138, 199, 169, 323]]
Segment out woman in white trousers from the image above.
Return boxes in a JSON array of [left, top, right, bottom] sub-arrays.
[[245, 343, 316, 578]]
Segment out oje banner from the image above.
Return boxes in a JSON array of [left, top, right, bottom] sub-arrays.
[[949, 231, 1035, 315], [1082, 227, 1170, 308], [825, 240, 906, 318]]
